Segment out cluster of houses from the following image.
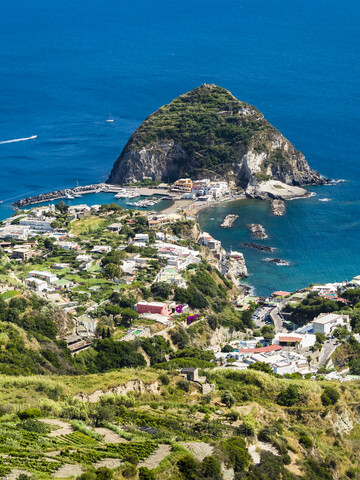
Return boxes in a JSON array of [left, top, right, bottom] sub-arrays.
[[171, 178, 230, 202], [211, 311, 352, 376]]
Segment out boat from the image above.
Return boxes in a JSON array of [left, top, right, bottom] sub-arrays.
[[106, 112, 114, 123], [65, 193, 74, 200]]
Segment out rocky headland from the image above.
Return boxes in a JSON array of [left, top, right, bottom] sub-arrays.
[[107, 84, 326, 198]]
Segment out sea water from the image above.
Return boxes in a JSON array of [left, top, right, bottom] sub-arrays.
[[0, 0, 359, 295]]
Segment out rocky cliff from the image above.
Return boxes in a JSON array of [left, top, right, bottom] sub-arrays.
[[108, 84, 325, 190]]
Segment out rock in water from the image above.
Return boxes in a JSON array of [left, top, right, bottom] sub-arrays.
[[107, 84, 325, 190]]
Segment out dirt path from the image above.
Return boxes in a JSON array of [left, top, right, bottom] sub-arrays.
[[138, 444, 172, 469], [180, 442, 214, 461], [40, 418, 73, 437], [94, 427, 126, 443], [94, 458, 122, 469], [53, 464, 83, 478]]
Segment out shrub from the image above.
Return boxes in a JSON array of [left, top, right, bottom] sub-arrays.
[[321, 386, 340, 406], [177, 379, 190, 392], [299, 434, 313, 448], [177, 456, 198, 480], [201, 456, 221, 478], [139, 467, 155, 480], [18, 408, 42, 420], [276, 385, 299, 407], [221, 390, 235, 408], [159, 373, 170, 385], [17, 418, 50, 433]]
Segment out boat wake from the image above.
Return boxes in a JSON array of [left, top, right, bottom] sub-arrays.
[[319, 198, 332, 202], [0, 135, 37, 145]]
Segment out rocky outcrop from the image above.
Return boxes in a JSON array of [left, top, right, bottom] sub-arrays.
[[74, 379, 160, 403], [108, 84, 326, 189]]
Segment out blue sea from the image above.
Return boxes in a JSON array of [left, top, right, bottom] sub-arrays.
[[0, 0, 359, 295]]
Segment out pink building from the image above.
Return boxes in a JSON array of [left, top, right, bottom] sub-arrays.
[[136, 301, 170, 316]]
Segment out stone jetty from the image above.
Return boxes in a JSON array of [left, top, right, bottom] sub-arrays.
[[12, 184, 106, 208], [221, 214, 239, 228]]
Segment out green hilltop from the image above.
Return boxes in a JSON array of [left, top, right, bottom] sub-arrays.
[[108, 84, 322, 186]]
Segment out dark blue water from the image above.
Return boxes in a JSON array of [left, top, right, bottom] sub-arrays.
[[1, 0, 359, 294]]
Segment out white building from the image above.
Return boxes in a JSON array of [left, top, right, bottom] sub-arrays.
[[134, 233, 149, 243], [27, 270, 59, 284], [274, 332, 316, 349], [19, 217, 55, 232], [92, 245, 112, 254], [76, 254, 92, 263], [55, 241, 79, 251], [24, 277, 51, 292], [312, 313, 351, 335]]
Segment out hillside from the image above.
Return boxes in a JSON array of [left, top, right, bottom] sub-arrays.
[[108, 84, 325, 190], [0, 369, 359, 480]]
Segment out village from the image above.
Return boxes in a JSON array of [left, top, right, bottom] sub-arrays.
[[0, 178, 359, 382]]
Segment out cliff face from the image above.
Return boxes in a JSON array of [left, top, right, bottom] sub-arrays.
[[108, 84, 325, 188]]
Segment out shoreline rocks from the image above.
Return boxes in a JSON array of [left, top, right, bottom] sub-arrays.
[[243, 243, 276, 252], [248, 223, 268, 239], [270, 199, 285, 216], [263, 257, 290, 266]]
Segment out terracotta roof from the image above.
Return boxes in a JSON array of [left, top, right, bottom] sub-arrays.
[[237, 345, 282, 354], [278, 336, 302, 343]]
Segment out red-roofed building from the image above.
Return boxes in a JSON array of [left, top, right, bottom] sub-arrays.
[[272, 291, 291, 297], [236, 345, 282, 354]]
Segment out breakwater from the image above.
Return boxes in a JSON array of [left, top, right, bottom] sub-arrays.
[[12, 184, 106, 208], [220, 214, 239, 228]]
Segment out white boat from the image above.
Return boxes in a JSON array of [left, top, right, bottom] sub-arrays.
[[106, 112, 114, 123], [65, 193, 74, 199], [73, 192, 82, 198]]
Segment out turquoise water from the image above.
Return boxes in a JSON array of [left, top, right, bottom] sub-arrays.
[[0, 0, 360, 294]]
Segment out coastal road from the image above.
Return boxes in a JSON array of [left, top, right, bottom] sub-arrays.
[[318, 340, 339, 368], [270, 307, 284, 333]]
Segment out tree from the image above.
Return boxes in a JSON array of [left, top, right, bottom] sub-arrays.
[[44, 237, 55, 250], [321, 386, 340, 406], [104, 263, 122, 279], [201, 456, 221, 479], [332, 326, 348, 340], [315, 332, 327, 344], [276, 384, 299, 406], [177, 456, 198, 480], [119, 308, 139, 327], [248, 362, 273, 375], [221, 390, 235, 408], [221, 344, 234, 353], [104, 304, 122, 320], [150, 282, 171, 300]]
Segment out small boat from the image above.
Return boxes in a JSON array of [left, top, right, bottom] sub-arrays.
[[106, 112, 114, 123], [65, 193, 74, 200]]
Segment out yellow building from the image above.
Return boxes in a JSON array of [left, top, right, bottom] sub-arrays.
[[172, 178, 193, 192]]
